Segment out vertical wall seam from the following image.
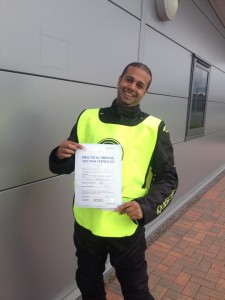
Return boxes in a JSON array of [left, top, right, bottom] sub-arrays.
[[138, 0, 147, 62]]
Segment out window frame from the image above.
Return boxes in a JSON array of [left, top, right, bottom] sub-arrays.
[[185, 55, 211, 141]]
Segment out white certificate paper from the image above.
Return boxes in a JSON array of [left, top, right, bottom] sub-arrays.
[[75, 144, 122, 209]]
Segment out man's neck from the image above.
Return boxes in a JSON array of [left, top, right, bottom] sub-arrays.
[[115, 99, 140, 112]]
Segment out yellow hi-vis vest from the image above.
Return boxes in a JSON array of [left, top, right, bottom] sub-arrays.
[[73, 108, 161, 237]]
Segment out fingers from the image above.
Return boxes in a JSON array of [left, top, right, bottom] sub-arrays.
[[56, 140, 84, 160], [115, 201, 143, 220]]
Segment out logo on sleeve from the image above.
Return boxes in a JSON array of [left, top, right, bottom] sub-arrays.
[[163, 126, 169, 133]]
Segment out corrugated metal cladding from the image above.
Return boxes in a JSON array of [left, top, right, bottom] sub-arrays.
[[0, 1, 225, 299]]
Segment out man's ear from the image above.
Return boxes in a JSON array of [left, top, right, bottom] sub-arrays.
[[117, 75, 122, 85]]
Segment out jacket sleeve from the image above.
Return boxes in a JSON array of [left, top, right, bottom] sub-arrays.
[[135, 121, 178, 225], [48, 123, 78, 175]]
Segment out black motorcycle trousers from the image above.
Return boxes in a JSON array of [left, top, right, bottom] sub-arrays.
[[74, 222, 154, 300]]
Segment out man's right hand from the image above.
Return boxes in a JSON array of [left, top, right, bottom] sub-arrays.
[[56, 141, 84, 160]]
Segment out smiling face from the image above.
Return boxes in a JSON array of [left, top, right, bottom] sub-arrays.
[[116, 66, 151, 107]]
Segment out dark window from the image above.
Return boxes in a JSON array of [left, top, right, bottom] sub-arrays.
[[186, 56, 211, 140]]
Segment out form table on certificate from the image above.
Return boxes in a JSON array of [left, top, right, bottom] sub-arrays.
[[75, 144, 122, 209]]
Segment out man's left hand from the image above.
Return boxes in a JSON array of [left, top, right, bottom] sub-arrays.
[[115, 201, 143, 220]]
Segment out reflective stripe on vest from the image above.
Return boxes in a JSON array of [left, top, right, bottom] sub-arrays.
[[73, 108, 161, 237]]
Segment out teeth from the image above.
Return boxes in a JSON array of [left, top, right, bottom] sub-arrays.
[[124, 91, 134, 97]]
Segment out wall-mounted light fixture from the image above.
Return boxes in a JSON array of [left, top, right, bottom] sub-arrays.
[[156, 0, 180, 21]]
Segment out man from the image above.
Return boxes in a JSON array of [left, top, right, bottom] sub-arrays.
[[49, 62, 178, 300]]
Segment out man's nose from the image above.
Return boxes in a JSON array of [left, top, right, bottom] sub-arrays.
[[127, 82, 136, 90]]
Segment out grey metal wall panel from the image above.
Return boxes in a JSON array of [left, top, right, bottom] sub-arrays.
[[109, 0, 142, 18], [171, 131, 225, 202], [194, 0, 225, 34], [143, 26, 192, 98], [205, 101, 225, 134], [208, 67, 225, 103], [0, 176, 76, 300], [145, 0, 225, 71], [146, 132, 225, 237], [141, 94, 188, 143], [0, 71, 118, 191], [0, 0, 140, 86]]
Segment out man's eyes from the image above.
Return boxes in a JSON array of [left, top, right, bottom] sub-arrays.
[[125, 78, 144, 89], [125, 78, 133, 83]]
